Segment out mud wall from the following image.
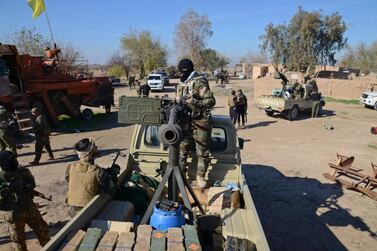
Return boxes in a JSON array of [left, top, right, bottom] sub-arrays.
[[253, 76, 374, 99]]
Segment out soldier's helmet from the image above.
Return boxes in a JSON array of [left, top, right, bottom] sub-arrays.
[[74, 137, 98, 161], [0, 151, 18, 172], [31, 107, 40, 114]]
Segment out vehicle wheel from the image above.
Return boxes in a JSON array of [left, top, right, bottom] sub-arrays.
[[265, 110, 274, 116], [82, 108, 93, 121], [288, 106, 299, 121], [374, 102, 377, 111]]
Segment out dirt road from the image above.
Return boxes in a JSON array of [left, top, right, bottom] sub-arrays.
[[0, 79, 376, 250]]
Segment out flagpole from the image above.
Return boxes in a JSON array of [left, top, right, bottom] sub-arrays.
[[43, 1, 59, 60]]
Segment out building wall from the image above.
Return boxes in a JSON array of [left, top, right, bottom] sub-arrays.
[[253, 76, 371, 99]]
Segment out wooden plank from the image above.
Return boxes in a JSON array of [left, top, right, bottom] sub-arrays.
[[167, 227, 184, 251], [78, 228, 102, 251], [96, 231, 118, 251], [115, 232, 135, 251], [60, 230, 86, 251], [43, 194, 112, 251], [150, 230, 166, 251], [182, 225, 201, 251], [96, 200, 135, 221], [135, 225, 152, 251], [91, 220, 133, 235], [240, 167, 270, 251]]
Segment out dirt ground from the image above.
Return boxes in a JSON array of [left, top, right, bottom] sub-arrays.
[[0, 79, 376, 250]]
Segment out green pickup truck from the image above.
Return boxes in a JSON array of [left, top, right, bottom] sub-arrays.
[[43, 113, 269, 251]]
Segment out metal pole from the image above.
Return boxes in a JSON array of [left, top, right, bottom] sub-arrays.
[[168, 145, 179, 201], [167, 106, 179, 201]]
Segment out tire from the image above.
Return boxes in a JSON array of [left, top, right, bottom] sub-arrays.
[[82, 108, 93, 121], [287, 106, 299, 121], [374, 102, 377, 111], [265, 110, 274, 116]]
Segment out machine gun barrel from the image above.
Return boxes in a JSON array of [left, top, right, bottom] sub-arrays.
[[157, 105, 183, 146]]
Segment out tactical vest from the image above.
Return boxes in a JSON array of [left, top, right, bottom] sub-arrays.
[[67, 162, 100, 207], [177, 75, 212, 119]]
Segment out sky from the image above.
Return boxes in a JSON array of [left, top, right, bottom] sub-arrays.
[[0, 0, 376, 65]]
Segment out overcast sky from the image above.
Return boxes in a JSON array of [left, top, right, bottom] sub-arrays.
[[1, 0, 376, 65]]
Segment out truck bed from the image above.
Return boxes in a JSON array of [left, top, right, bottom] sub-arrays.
[[42, 161, 269, 251]]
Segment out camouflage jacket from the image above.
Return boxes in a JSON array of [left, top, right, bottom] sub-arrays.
[[33, 114, 51, 137], [0, 167, 36, 211], [0, 108, 11, 130], [177, 71, 216, 118]]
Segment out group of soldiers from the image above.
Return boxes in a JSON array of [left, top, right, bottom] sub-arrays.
[[0, 58, 216, 250], [0, 106, 54, 164], [0, 135, 118, 250], [228, 89, 248, 128], [215, 70, 230, 85]]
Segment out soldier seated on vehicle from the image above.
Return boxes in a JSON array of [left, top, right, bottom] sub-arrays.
[[292, 80, 305, 98], [65, 138, 120, 217], [0, 150, 50, 250]]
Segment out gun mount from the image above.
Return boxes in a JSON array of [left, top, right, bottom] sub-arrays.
[[118, 95, 205, 225]]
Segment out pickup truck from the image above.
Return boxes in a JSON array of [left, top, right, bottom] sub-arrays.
[[255, 95, 325, 120], [43, 115, 269, 251]]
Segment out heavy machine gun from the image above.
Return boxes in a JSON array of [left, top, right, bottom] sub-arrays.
[[118, 96, 205, 225]]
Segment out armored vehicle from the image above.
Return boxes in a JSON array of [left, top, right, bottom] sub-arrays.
[[43, 96, 269, 251], [255, 71, 325, 120]]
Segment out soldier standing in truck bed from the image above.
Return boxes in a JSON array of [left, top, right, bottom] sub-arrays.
[[0, 150, 50, 250], [176, 58, 216, 188], [0, 105, 17, 155], [29, 107, 54, 166]]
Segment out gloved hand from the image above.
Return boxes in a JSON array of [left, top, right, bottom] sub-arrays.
[[110, 164, 120, 176]]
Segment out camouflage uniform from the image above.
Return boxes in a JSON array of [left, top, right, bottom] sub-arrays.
[[32, 114, 53, 163], [0, 107, 16, 154], [177, 72, 216, 178], [228, 93, 237, 124], [0, 166, 50, 250]]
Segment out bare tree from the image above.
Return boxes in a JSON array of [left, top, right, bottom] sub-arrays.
[[174, 10, 213, 68], [241, 51, 269, 64], [4, 27, 49, 56], [58, 41, 83, 72], [108, 53, 132, 79]]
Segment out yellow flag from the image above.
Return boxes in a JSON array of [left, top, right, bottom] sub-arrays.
[[27, 0, 46, 19]]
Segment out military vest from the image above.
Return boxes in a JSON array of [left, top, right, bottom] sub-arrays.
[[67, 161, 100, 207], [177, 75, 213, 119]]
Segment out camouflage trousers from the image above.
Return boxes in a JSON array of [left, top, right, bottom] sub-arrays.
[[180, 118, 212, 177], [33, 136, 53, 163], [311, 101, 321, 118], [0, 206, 50, 250], [0, 129, 17, 154]]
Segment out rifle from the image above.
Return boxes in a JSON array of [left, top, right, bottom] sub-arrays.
[[33, 190, 52, 201], [111, 151, 121, 168]]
